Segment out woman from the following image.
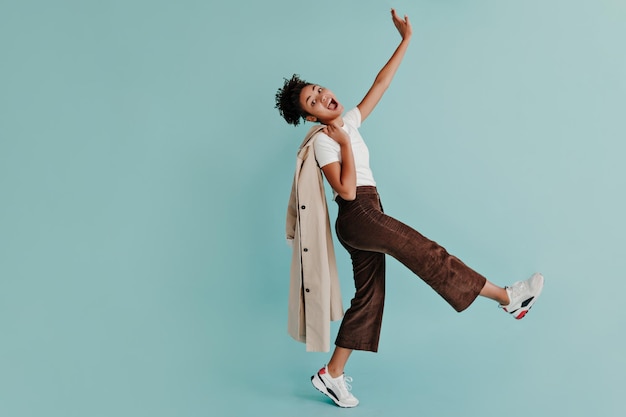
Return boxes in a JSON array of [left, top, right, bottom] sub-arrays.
[[275, 8, 544, 408]]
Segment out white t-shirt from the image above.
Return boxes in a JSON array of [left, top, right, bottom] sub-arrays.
[[313, 108, 376, 198]]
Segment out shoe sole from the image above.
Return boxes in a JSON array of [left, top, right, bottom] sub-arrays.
[[311, 373, 358, 408]]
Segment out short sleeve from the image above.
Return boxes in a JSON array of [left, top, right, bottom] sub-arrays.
[[313, 133, 341, 168], [342, 107, 362, 129]]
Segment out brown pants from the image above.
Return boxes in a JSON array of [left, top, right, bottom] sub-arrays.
[[334, 186, 486, 352]]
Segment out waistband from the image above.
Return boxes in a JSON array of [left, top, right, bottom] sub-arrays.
[[336, 186, 379, 203], [355, 186, 378, 195]]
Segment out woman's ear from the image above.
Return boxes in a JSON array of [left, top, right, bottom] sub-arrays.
[[305, 115, 317, 122]]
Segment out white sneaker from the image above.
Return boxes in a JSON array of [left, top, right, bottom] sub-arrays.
[[500, 273, 544, 319], [311, 365, 359, 408]]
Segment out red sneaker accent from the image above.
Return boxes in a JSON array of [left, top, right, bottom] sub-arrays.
[[319, 367, 327, 375], [516, 310, 528, 320]]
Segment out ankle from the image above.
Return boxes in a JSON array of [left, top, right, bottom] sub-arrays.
[[327, 365, 343, 378], [500, 288, 511, 306]]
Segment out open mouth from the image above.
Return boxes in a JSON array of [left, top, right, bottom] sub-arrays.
[[327, 98, 338, 110]]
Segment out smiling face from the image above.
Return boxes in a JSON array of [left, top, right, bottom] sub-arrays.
[[298, 84, 344, 124]]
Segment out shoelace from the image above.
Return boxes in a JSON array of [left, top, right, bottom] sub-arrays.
[[343, 376, 353, 392], [507, 281, 527, 301]]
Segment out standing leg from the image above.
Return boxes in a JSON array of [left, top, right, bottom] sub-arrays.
[[327, 346, 352, 377], [334, 247, 386, 353], [310, 211, 386, 409]]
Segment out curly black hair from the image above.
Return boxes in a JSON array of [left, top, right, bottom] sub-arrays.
[[275, 74, 310, 126]]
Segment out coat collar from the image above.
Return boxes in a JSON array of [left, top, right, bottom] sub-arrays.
[[298, 125, 325, 153]]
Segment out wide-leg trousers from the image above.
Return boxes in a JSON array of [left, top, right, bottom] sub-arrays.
[[334, 186, 487, 352]]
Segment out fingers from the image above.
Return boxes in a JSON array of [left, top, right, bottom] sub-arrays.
[[391, 7, 409, 24], [390, 8, 399, 19], [391, 8, 400, 23], [321, 124, 336, 136], [322, 123, 348, 145]]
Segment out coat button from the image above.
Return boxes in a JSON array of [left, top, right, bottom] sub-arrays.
[[303, 248, 308, 252], [301, 205, 306, 209], [305, 288, 310, 293]]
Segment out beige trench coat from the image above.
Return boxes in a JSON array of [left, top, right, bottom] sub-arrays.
[[286, 125, 344, 352]]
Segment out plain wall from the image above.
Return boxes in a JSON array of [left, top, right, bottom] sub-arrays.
[[1, 0, 625, 416]]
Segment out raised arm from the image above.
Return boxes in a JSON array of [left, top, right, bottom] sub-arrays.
[[357, 8, 412, 122]]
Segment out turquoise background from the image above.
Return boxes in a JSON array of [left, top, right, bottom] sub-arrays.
[[1, 0, 624, 416]]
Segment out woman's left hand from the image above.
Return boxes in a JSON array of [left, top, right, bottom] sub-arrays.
[[322, 122, 350, 147]]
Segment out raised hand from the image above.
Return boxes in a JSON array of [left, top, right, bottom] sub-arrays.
[[391, 8, 412, 41]]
